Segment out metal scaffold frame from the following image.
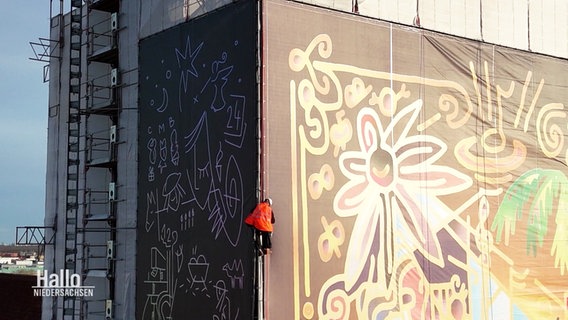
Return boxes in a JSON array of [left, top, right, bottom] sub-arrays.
[[22, 0, 122, 319], [21, 0, 121, 318]]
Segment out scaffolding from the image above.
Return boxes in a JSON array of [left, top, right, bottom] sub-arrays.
[[21, 0, 121, 319]]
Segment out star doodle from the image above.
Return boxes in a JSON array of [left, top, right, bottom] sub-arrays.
[[176, 36, 205, 112]]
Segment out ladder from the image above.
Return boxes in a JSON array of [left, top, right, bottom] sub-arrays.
[[63, 0, 84, 318]]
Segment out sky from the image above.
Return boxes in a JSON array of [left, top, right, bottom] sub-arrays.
[[0, 3, 50, 244]]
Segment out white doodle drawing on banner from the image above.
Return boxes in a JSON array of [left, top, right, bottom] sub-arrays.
[[139, 18, 255, 317], [222, 259, 244, 289], [142, 247, 178, 320]]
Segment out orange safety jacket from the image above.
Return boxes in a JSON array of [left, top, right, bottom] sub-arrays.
[[245, 202, 273, 232]]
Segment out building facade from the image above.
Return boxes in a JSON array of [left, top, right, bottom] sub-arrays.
[[42, 0, 567, 319]]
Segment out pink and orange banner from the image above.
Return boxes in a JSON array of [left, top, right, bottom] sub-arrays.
[[264, 1, 568, 319]]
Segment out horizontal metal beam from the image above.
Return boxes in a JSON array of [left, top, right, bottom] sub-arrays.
[[15, 226, 55, 245]]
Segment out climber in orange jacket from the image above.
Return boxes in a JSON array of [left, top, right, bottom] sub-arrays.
[[245, 198, 275, 254]]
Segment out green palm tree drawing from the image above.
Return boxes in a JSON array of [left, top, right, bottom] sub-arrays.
[[491, 168, 568, 275]]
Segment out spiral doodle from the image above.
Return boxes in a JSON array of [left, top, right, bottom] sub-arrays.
[[289, 34, 333, 95], [537, 103, 566, 158], [439, 93, 470, 129], [323, 288, 349, 320]]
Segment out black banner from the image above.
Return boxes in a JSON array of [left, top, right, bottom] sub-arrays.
[[137, 1, 257, 318]]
